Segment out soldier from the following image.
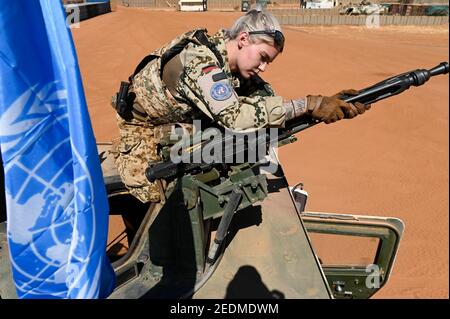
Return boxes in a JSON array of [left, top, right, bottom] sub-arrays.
[[111, 8, 369, 203]]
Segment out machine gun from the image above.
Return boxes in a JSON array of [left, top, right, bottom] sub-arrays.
[[145, 61, 448, 267], [146, 62, 449, 183]]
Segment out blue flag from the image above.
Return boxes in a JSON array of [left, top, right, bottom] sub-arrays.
[[0, 1, 115, 298]]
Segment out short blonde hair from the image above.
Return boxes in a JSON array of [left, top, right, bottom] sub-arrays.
[[225, 7, 284, 52]]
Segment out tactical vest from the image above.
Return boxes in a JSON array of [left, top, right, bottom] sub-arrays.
[[112, 28, 224, 125]]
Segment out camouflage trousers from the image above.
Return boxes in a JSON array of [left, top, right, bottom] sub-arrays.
[[113, 123, 163, 203], [113, 119, 193, 203]]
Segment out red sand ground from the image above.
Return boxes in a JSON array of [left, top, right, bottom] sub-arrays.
[[71, 7, 449, 298]]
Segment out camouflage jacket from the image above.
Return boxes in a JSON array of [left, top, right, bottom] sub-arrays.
[[118, 28, 286, 133], [113, 28, 286, 203]]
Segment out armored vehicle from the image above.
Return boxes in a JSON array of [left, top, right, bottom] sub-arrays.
[[99, 142, 404, 299], [0, 142, 403, 299]]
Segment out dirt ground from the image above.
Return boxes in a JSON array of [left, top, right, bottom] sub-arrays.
[[71, 7, 449, 298]]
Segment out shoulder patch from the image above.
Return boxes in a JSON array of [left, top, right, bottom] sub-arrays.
[[197, 66, 238, 115], [211, 82, 232, 101]]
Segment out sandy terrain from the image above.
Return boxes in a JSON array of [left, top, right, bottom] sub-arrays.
[[71, 7, 449, 298]]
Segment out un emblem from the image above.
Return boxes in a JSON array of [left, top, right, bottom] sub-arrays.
[[210, 82, 232, 101], [1, 82, 99, 297]]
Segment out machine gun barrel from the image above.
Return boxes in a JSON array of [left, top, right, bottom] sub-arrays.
[[342, 61, 449, 105], [146, 62, 449, 182], [284, 62, 449, 135]]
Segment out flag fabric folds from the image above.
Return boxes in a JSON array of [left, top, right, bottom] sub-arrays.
[[0, 0, 115, 298]]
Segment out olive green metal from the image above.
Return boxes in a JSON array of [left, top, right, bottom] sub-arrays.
[[176, 163, 269, 271], [186, 197, 207, 274], [206, 188, 243, 264], [193, 173, 333, 299], [178, 177, 211, 274], [301, 212, 404, 299], [192, 168, 220, 184], [182, 163, 268, 220], [0, 143, 405, 299]]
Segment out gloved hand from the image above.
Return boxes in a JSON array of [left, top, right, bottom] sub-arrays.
[[331, 89, 371, 115], [307, 89, 370, 124]]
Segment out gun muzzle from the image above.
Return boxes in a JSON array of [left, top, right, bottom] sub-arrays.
[[409, 61, 449, 86], [429, 62, 449, 77]]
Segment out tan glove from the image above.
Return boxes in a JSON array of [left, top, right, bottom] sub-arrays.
[[307, 89, 370, 124], [331, 89, 371, 115]]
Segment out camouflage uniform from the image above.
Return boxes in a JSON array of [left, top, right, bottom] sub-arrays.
[[113, 28, 286, 203]]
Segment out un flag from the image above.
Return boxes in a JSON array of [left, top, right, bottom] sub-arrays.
[[0, 1, 115, 298]]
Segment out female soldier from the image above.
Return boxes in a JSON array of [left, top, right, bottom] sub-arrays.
[[112, 8, 369, 203]]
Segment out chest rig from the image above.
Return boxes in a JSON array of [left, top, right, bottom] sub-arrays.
[[112, 29, 224, 122]]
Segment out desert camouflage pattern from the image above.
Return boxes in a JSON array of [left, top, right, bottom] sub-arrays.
[[114, 29, 286, 203], [112, 119, 162, 202], [178, 30, 285, 131]]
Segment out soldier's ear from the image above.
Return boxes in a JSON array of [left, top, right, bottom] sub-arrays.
[[237, 31, 250, 49]]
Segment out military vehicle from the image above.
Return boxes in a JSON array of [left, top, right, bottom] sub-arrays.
[[0, 62, 448, 299], [340, 1, 388, 15]]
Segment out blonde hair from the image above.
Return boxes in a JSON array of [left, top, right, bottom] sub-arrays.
[[225, 6, 284, 52]]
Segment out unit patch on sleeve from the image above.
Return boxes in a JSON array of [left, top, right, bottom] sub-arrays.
[[197, 66, 238, 115], [210, 82, 232, 101]]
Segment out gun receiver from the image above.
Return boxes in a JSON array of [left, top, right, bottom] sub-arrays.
[[146, 62, 449, 182]]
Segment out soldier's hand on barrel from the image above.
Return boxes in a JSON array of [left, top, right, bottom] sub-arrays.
[[355, 101, 370, 114], [307, 94, 356, 123], [332, 89, 371, 115], [331, 88, 359, 100]]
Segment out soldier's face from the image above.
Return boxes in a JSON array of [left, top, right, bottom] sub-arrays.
[[236, 34, 280, 79]]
